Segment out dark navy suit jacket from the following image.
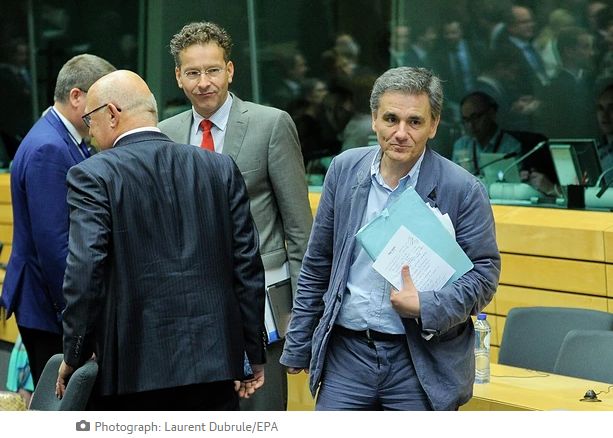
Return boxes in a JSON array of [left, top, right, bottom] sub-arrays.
[[62, 131, 266, 396], [2, 109, 87, 333]]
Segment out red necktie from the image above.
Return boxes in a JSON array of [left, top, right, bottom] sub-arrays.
[[199, 119, 214, 151]]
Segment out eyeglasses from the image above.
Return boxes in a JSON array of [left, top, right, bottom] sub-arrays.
[[461, 109, 489, 125], [82, 103, 109, 127], [183, 66, 226, 81], [82, 103, 122, 127]]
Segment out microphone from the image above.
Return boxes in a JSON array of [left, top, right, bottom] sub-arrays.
[[498, 140, 548, 181], [477, 151, 518, 175]]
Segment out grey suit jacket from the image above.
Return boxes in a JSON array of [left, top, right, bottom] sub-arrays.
[[159, 95, 312, 292], [280, 146, 501, 410], [62, 131, 266, 396]]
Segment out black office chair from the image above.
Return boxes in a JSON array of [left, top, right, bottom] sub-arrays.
[[29, 354, 98, 410], [498, 307, 613, 373], [554, 330, 613, 383]]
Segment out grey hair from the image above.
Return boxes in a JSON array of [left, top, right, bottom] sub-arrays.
[[369, 67, 443, 120], [53, 54, 115, 103]]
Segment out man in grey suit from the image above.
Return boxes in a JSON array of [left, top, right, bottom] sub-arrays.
[[280, 67, 501, 410], [159, 22, 312, 411], [56, 70, 266, 410]]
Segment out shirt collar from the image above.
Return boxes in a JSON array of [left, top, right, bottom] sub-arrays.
[[191, 93, 233, 136], [113, 127, 161, 147], [370, 147, 426, 190], [51, 106, 83, 145]]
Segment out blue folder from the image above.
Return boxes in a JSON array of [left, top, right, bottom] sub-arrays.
[[355, 186, 473, 286]]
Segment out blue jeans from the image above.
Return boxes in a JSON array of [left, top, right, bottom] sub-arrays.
[[316, 329, 431, 410]]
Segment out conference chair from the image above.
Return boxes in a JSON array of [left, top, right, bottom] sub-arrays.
[[29, 353, 98, 410], [553, 330, 613, 383], [498, 307, 613, 373]]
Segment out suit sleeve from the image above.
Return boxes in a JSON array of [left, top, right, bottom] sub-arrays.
[[280, 156, 337, 368], [267, 111, 313, 292], [227, 158, 267, 365], [62, 164, 111, 367], [25, 144, 73, 321], [419, 179, 501, 335]]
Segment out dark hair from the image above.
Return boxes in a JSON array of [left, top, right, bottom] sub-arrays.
[[169, 22, 233, 67], [460, 91, 498, 111]]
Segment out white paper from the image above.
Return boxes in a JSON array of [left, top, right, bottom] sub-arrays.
[[427, 203, 455, 238], [372, 225, 455, 291]]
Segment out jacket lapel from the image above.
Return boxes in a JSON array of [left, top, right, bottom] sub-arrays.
[[414, 148, 439, 207], [44, 110, 83, 164], [222, 94, 248, 161], [345, 148, 377, 242]]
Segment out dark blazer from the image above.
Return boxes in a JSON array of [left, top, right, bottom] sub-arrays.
[[62, 131, 266, 396], [280, 146, 501, 410], [2, 109, 87, 333]]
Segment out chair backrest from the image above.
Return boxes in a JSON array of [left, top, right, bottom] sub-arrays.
[[29, 354, 98, 410], [498, 307, 613, 373], [554, 330, 613, 383]]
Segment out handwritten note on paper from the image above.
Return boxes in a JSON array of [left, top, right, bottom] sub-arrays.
[[372, 225, 455, 291]]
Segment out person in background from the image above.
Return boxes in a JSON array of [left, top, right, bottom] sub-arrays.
[[452, 91, 522, 175], [280, 67, 500, 410], [5, 335, 34, 407], [158, 22, 312, 411], [596, 82, 613, 170], [539, 26, 596, 138], [269, 49, 308, 111], [0, 54, 115, 386], [56, 70, 266, 410]]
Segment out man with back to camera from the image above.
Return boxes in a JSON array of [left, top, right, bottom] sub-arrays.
[[0, 54, 115, 386], [56, 70, 266, 410], [158, 21, 313, 411], [280, 67, 501, 410]]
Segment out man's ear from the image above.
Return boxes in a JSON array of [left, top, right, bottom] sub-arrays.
[[226, 61, 235, 85], [107, 103, 121, 127], [175, 67, 183, 88], [429, 115, 441, 139], [69, 87, 85, 108]]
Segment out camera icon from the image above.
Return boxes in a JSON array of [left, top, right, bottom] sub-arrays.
[[76, 420, 91, 432]]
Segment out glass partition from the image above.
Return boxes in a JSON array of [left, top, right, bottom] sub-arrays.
[[0, 0, 611, 209]]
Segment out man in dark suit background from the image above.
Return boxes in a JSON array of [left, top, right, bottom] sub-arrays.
[[56, 70, 266, 410], [0, 54, 115, 386]]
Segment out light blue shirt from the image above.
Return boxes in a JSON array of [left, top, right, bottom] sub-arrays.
[[336, 148, 425, 334], [190, 93, 233, 152]]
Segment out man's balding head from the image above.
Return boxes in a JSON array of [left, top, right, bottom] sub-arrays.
[[84, 70, 158, 150]]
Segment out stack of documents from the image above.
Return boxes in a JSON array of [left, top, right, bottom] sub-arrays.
[[356, 187, 473, 291]]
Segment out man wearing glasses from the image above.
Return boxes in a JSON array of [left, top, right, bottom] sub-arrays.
[[159, 22, 312, 411], [1, 54, 115, 386], [451, 91, 522, 176]]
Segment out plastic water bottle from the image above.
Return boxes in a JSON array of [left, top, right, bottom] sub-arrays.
[[474, 313, 491, 384]]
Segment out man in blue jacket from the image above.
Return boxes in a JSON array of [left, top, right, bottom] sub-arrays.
[[280, 67, 500, 410], [1, 54, 115, 385]]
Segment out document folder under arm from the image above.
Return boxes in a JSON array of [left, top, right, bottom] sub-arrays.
[[355, 186, 473, 287]]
